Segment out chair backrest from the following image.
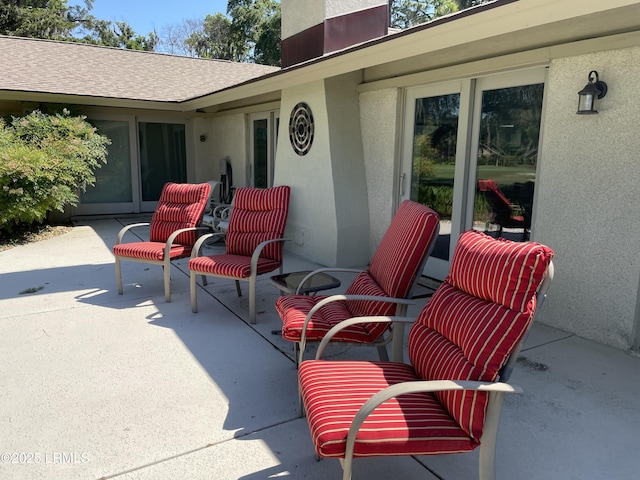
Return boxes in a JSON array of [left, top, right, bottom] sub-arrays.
[[149, 182, 211, 246], [344, 200, 440, 319], [408, 230, 554, 440], [226, 186, 291, 261]]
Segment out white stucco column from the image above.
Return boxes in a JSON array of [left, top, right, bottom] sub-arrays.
[[274, 73, 370, 267]]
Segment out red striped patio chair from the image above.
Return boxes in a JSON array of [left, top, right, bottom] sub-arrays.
[[276, 200, 440, 366], [113, 182, 211, 302], [188, 186, 291, 324], [298, 230, 554, 480]]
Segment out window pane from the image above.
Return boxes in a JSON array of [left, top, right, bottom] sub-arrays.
[[81, 120, 132, 204], [410, 93, 460, 261], [139, 122, 186, 202], [474, 84, 544, 241], [253, 119, 268, 188]]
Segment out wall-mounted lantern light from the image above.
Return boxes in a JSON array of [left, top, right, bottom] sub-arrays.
[[577, 70, 608, 115], [199, 134, 207, 142]]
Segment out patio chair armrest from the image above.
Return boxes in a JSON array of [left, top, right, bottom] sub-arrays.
[[294, 268, 364, 295], [164, 226, 209, 259], [250, 238, 291, 272], [191, 231, 227, 257], [116, 222, 150, 245], [315, 315, 417, 359], [300, 295, 415, 360], [340, 380, 523, 478]]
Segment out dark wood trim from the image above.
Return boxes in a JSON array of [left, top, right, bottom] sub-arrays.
[[281, 3, 389, 68], [324, 4, 389, 53]]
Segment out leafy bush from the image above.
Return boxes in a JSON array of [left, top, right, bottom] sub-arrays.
[[0, 110, 110, 233]]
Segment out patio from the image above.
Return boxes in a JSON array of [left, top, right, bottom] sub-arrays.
[[0, 218, 639, 480]]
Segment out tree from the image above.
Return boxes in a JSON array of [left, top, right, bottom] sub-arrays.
[[158, 18, 203, 57], [81, 19, 159, 51], [227, 0, 280, 64], [185, 13, 233, 59], [390, 0, 459, 29], [0, 0, 158, 51], [390, 0, 493, 29]]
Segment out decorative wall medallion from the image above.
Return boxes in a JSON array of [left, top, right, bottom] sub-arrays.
[[289, 102, 314, 156]]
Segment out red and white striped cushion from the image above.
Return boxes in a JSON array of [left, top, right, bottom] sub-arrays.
[[112, 242, 191, 261], [278, 202, 439, 345], [299, 360, 478, 458], [149, 182, 211, 246], [447, 230, 554, 312], [187, 254, 281, 279], [226, 186, 290, 261], [406, 231, 554, 439], [369, 200, 440, 298], [299, 231, 555, 458], [277, 271, 396, 343]]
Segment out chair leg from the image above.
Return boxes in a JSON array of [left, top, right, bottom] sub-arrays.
[[190, 271, 198, 313], [478, 391, 504, 480], [115, 257, 123, 295], [235, 280, 242, 297], [339, 458, 353, 480], [249, 275, 256, 324], [163, 263, 171, 303]]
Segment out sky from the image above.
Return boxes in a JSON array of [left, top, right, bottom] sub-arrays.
[[70, 0, 230, 35]]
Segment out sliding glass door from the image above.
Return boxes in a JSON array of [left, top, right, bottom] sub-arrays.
[[139, 122, 187, 211], [401, 69, 546, 280], [75, 118, 137, 215]]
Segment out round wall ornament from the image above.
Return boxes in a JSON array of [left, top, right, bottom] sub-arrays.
[[289, 102, 314, 156]]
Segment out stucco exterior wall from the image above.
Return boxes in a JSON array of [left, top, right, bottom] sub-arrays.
[[275, 81, 340, 265], [360, 88, 400, 257], [275, 76, 370, 267], [535, 47, 640, 349], [209, 114, 247, 188]]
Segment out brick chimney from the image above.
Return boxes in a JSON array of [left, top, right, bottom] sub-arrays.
[[281, 0, 389, 68]]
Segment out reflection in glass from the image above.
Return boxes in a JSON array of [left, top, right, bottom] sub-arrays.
[[473, 84, 543, 241], [81, 120, 132, 204], [410, 93, 460, 260], [139, 122, 186, 202]]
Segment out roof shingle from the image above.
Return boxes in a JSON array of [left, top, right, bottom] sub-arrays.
[[0, 36, 280, 103]]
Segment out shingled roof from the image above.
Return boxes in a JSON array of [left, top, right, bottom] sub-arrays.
[[0, 35, 280, 103]]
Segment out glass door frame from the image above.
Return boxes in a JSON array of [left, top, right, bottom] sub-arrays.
[[401, 79, 474, 280], [400, 67, 547, 280]]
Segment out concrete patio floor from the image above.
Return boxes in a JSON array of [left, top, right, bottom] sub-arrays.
[[1, 218, 639, 480]]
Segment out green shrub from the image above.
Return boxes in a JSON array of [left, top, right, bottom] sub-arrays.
[[0, 110, 110, 233]]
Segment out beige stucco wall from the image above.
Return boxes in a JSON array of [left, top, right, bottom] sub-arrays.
[[535, 47, 640, 349], [208, 114, 248, 189], [359, 88, 401, 257], [274, 74, 370, 267]]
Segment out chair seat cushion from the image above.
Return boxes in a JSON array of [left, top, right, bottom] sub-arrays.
[[277, 295, 388, 343], [188, 254, 281, 279], [277, 271, 396, 343], [113, 242, 191, 261], [299, 360, 478, 458]]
